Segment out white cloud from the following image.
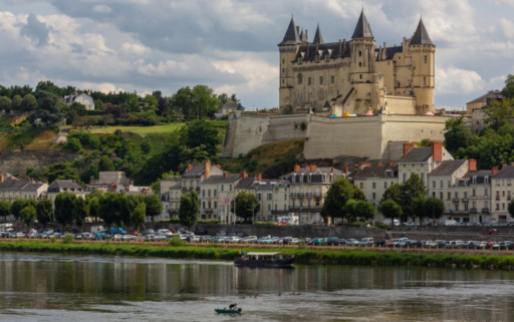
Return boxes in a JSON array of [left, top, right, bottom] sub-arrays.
[[500, 18, 514, 39], [436, 66, 484, 94]]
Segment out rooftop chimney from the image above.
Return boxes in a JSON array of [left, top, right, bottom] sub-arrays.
[[308, 163, 317, 172], [239, 171, 248, 179], [403, 142, 416, 157], [203, 160, 212, 178], [492, 166, 499, 176], [432, 142, 443, 162], [294, 164, 301, 173], [468, 159, 477, 172], [256, 173, 263, 181]]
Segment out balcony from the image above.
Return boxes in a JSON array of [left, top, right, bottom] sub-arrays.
[[481, 208, 490, 214], [469, 207, 478, 214]]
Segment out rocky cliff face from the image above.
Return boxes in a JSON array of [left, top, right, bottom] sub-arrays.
[[0, 150, 76, 176]]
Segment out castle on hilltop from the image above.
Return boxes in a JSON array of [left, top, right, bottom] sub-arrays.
[[279, 11, 435, 116], [223, 11, 449, 162]]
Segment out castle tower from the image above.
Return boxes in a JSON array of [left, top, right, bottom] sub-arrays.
[[278, 17, 302, 112], [409, 18, 435, 114], [313, 24, 324, 44], [350, 10, 378, 113]]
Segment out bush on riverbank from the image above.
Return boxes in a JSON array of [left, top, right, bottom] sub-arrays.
[[2, 241, 514, 270]]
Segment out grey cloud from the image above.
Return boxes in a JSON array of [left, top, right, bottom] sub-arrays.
[[21, 13, 50, 46]]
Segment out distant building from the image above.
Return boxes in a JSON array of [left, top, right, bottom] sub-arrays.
[[398, 142, 452, 187], [64, 93, 95, 111], [282, 164, 344, 225], [47, 179, 86, 200], [89, 171, 132, 192], [353, 162, 398, 208], [466, 90, 503, 115], [491, 166, 514, 223], [215, 100, 243, 119], [0, 177, 47, 201]]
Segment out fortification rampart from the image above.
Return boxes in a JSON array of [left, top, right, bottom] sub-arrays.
[[222, 113, 449, 160]]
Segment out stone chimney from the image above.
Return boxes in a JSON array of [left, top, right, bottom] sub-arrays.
[[432, 142, 443, 162], [186, 164, 193, 172], [308, 163, 317, 172], [239, 171, 248, 179], [203, 160, 212, 178], [468, 159, 477, 172], [492, 166, 499, 176], [294, 164, 302, 173], [256, 173, 263, 181], [403, 142, 416, 157]]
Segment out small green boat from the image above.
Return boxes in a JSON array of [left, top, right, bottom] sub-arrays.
[[215, 304, 242, 314]]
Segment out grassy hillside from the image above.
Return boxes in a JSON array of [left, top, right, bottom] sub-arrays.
[[221, 139, 304, 178], [86, 123, 185, 136], [85, 120, 227, 136]]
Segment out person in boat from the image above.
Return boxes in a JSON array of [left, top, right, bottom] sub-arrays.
[[229, 303, 237, 309]]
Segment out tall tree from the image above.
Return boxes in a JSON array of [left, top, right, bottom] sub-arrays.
[[400, 174, 426, 221], [444, 117, 475, 155], [179, 192, 199, 227], [144, 194, 162, 222], [379, 199, 403, 227], [321, 177, 360, 223], [182, 120, 220, 156], [20, 93, 37, 111], [234, 191, 259, 224], [424, 197, 444, 221], [0, 96, 12, 111], [131, 202, 146, 229], [0, 201, 11, 221], [20, 205, 37, 227], [36, 199, 53, 227]]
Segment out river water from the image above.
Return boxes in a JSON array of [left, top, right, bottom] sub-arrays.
[[0, 253, 513, 321]]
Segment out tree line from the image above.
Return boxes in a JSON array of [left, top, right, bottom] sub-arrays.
[[445, 75, 514, 169], [0, 81, 241, 128], [0, 192, 162, 229]]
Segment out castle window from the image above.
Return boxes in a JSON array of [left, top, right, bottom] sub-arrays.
[[297, 73, 303, 85], [319, 76, 323, 85], [282, 59, 285, 64], [359, 74, 362, 80], [331, 75, 335, 84], [358, 62, 362, 67], [424, 55, 428, 64], [423, 77, 427, 86], [359, 51, 362, 57], [308, 77, 312, 85]]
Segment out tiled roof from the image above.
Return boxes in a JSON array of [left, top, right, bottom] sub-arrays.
[[400, 147, 432, 162], [48, 179, 82, 192], [202, 174, 239, 184], [235, 177, 256, 189], [428, 160, 466, 176], [352, 10, 373, 39], [280, 17, 300, 44], [410, 18, 433, 45], [313, 24, 324, 44], [0, 178, 46, 193], [353, 164, 398, 179], [494, 166, 514, 179]]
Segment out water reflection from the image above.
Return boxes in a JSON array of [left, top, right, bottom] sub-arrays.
[[0, 253, 513, 321]]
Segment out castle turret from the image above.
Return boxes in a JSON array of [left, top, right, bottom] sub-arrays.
[[279, 17, 302, 111], [350, 10, 379, 113], [313, 24, 324, 44], [409, 18, 435, 114]]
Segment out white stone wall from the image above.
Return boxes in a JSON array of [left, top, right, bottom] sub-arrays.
[[223, 113, 449, 161]]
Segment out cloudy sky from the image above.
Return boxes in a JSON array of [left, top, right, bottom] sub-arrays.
[[0, 0, 513, 109]]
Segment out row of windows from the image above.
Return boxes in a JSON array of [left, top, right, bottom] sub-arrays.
[[297, 74, 336, 86]]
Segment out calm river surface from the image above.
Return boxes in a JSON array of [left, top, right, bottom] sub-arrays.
[[0, 253, 513, 321]]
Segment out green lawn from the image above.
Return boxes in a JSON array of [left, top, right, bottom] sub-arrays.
[[87, 123, 186, 136]]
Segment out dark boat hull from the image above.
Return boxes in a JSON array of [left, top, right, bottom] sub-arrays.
[[234, 258, 294, 269], [215, 308, 242, 314]]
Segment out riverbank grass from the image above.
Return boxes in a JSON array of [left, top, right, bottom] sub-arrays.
[[2, 241, 514, 270]]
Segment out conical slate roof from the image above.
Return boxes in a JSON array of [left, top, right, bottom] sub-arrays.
[[280, 17, 300, 44], [313, 24, 324, 44], [410, 18, 433, 45], [352, 10, 373, 39]]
